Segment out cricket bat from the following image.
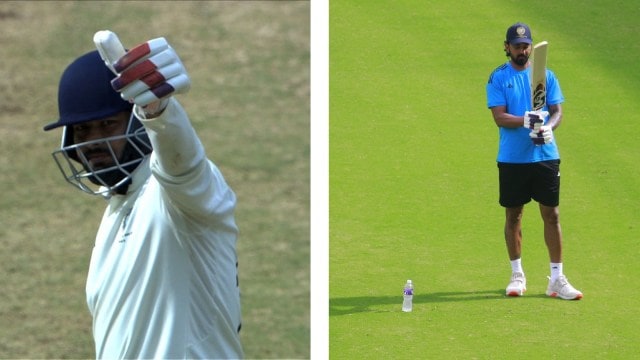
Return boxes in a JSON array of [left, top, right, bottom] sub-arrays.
[[530, 41, 548, 111]]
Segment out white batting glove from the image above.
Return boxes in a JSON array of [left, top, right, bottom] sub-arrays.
[[530, 125, 553, 145], [94, 31, 191, 108], [523, 110, 549, 131]]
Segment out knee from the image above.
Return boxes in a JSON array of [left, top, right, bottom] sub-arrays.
[[505, 207, 523, 226], [541, 207, 560, 224]]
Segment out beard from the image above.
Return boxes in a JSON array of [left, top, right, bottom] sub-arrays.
[[510, 52, 529, 66], [80, 144, 142, 194]]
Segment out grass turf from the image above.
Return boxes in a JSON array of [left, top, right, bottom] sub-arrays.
[[330, 0, 640, 358]]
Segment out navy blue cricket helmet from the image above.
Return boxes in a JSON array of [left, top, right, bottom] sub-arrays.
[[45, 50, 152, 197], [44, 50, 133, 132]]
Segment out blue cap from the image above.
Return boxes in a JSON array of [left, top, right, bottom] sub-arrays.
[[44, 50, 132, 131], [506, 22, 532, 45]]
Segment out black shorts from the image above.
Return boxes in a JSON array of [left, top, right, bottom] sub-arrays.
[[498, 160, 560, 208]]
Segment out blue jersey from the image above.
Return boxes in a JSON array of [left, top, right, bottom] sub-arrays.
[[486, 62, 564, 163]]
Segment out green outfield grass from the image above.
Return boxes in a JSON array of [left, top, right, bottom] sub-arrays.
[[330, 0, 639, 358], [0, 1, 309, 358]]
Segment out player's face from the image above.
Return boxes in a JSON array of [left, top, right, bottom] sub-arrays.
[[73, 112, 130, 169], [507, 43, 531, 67]]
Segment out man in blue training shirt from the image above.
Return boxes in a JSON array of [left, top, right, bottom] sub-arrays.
[[486, 22, 582, 300]]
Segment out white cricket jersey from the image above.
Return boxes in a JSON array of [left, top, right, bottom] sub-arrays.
[[86, 99, 243, 359]]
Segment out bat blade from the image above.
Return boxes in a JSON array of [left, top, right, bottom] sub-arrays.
[[530, 41, 548, 111]]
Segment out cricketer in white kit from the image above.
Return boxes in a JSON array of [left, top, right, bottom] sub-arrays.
[[44, 32, 243, 359]]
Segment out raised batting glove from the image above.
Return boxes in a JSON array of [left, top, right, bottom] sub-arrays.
[[94, 31, 190, 109], [523, 110, 549, 131], [111, 38, 191, 108], [530, 125, 553, 145]]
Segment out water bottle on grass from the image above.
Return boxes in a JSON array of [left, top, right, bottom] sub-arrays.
[[402, 280, 413, 312]]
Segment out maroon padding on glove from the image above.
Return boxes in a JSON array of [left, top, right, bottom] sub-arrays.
[[113, 43, 152, 73], [112, 60, 157, 91], [140, 71, 167, 88], [531, 132, 546, 145], [150, 83, 175, 99], [526, 114, 543, 130]]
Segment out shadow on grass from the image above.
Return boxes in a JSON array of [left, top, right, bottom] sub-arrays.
[[329, 289, 548, 315]]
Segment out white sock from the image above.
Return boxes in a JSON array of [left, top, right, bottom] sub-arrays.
[[510, 258, 523, 274], [550, 262, 563, 282]]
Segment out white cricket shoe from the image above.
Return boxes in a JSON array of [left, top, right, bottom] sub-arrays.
[[546, 275, 583, 300], [506, 272, 526, 296]]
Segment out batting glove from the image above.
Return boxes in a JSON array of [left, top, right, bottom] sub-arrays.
[[530, 125, 553, 145], [110, 37, 191, 109], [523, 110, 549, 131], [94, 31, 190, 109]]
